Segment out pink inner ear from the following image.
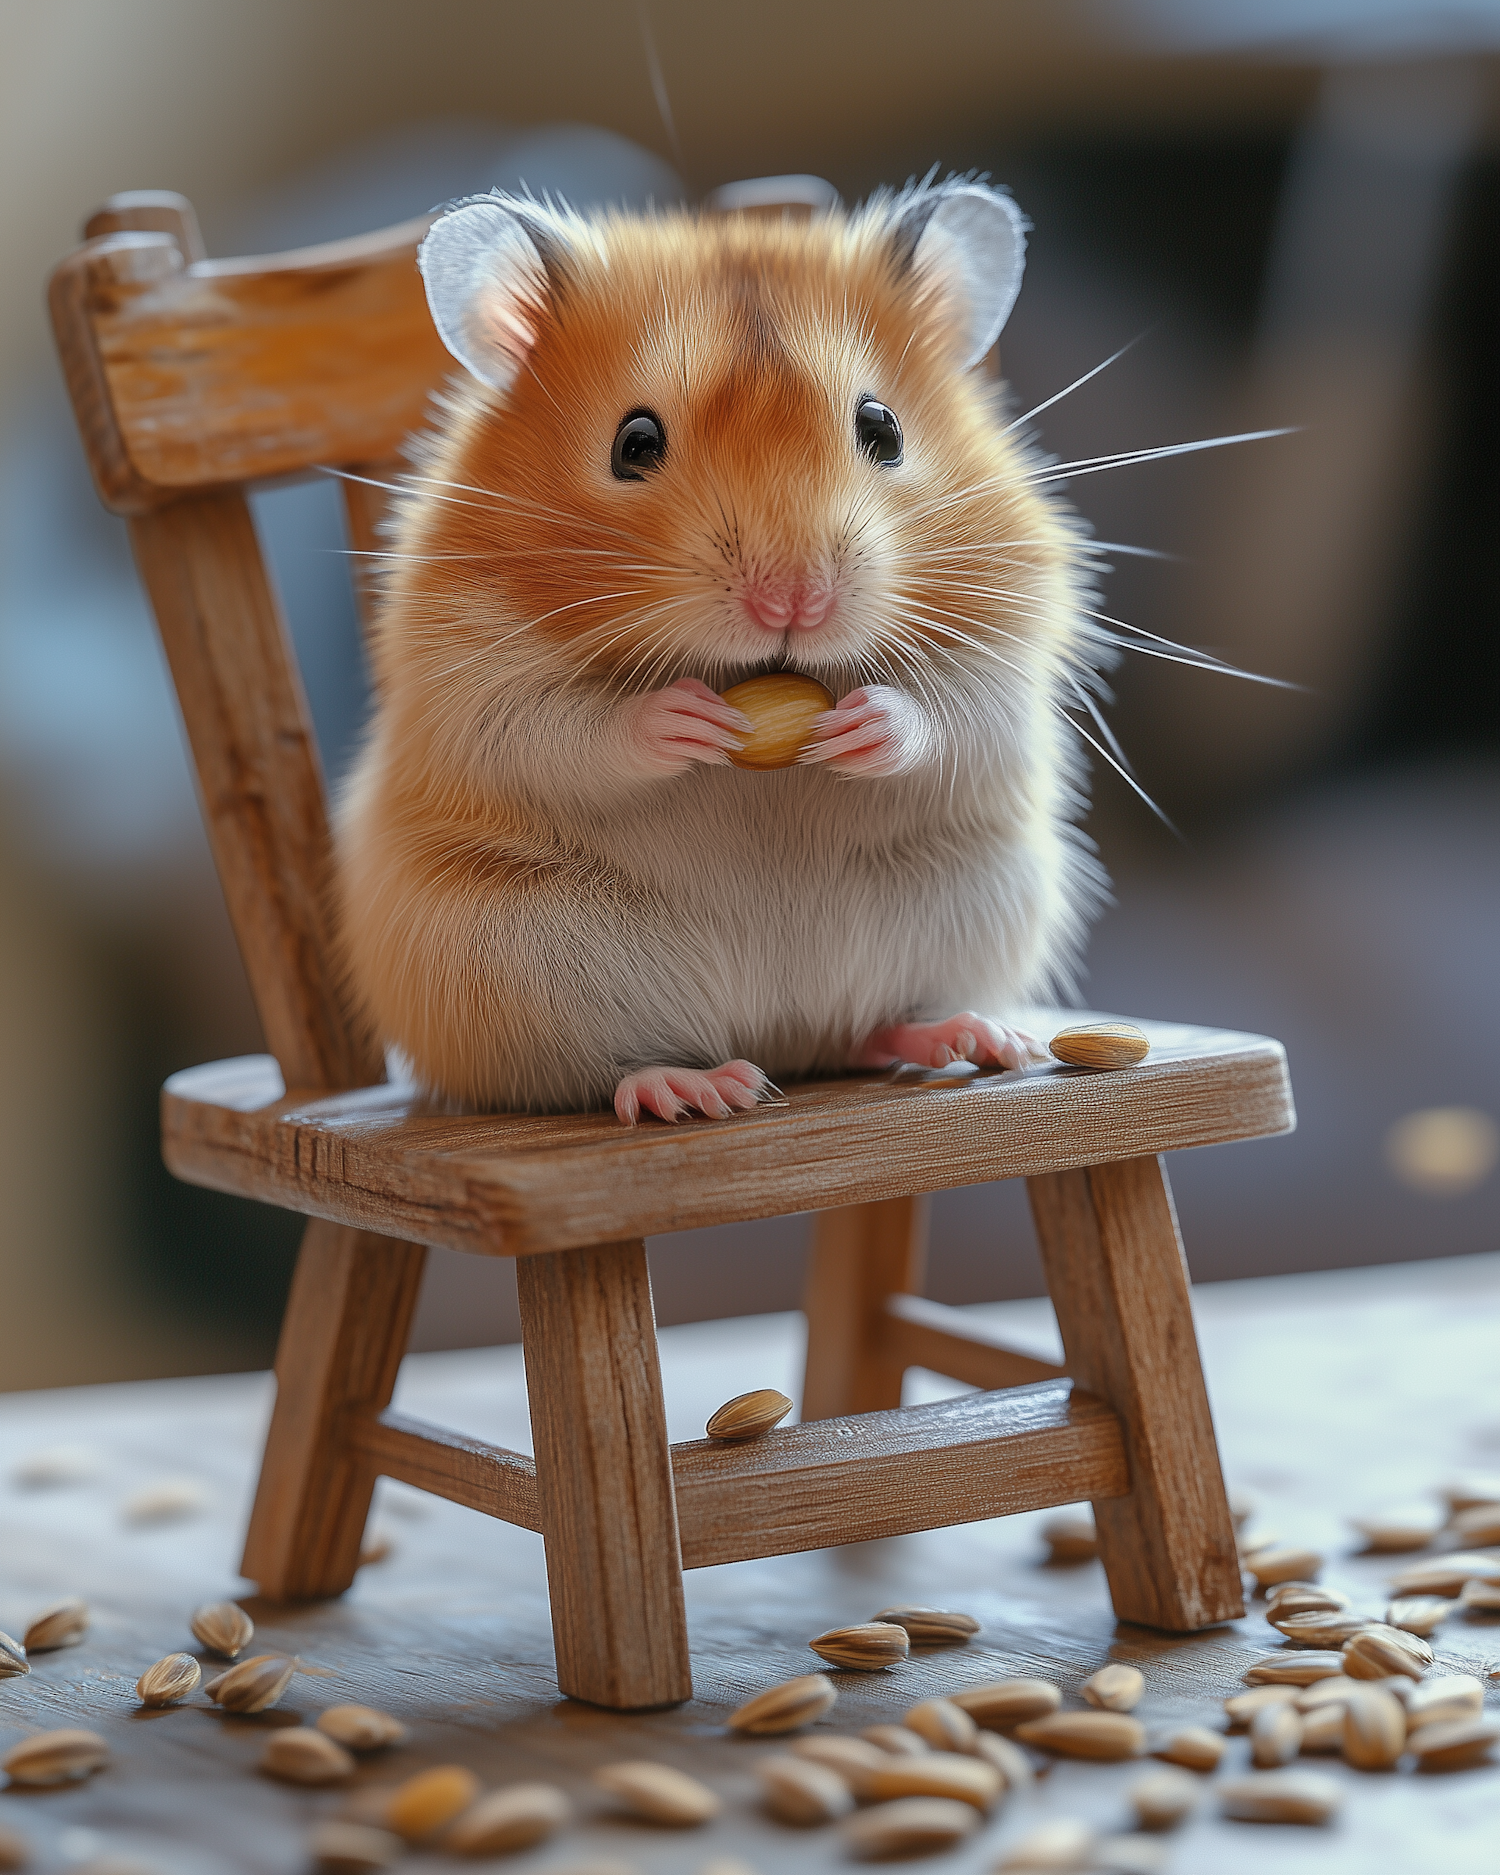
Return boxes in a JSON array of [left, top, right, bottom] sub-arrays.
[[475, 294, 538, 370]]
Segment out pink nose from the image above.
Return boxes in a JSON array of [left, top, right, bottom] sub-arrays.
[[742, 584, 836, 633]]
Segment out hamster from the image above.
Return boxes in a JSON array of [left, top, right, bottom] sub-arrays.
[[335, 177, 1107, 1123]]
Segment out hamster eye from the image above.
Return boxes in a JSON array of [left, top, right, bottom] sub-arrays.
[[855, 399, 903, 467], [612, 410, 666, 480]]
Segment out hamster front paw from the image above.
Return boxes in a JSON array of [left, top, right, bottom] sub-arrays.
[[621, 678, 751, 779], [800, 685, 931, 778], [614, 1059, 770, 1125], [854, 1013, 1046, 1072]]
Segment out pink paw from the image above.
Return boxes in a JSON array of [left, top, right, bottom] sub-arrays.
[[800, 685, 930, 778], [623, 678, 750, 779], [854, 1013, 1045, 1073], [614, 1059, 770, 1125]]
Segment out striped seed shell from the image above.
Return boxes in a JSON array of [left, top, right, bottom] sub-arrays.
[[973, 1729, 1034, 1790], [861, 1724, 928, 1755], [1153, 1726, 1225, 1771], [871, 1605, 979, 1646], [1218, 1770, 1342, 1824], [1299, 1704, 1347, 1753], [1459, 1577, 1500, 1612], [1406, 1674, 1484, 1730], [317, 1704, 408, 1750], [22, 1599, 87, 1653], [261, 1727, 356, 1786], [860, 1751, 1001, 1812], [1342, 1685, 1405, 1771], [1013, 1711, 1146, 1761], [1349, 1509, 1443, 1552], [705, 1389, 793, 1441], [842, 1796, 978, 1859], [1, 1729, 108, 1786], [1296, 1676, 1363, 1712], [902, 1698, 977, 1753], [1451, 1504, 1500, 1545], [1343, 1624, 1432, 1681], [1385, 1595, 1453, 1637], [0, 1632, 29, 1679], [205, 1652, 296, 1713], [1407, 1717, 1500, 1771], [1048, 1022, 1150, 1070], [756, 1754, 855, 1825], [307, 1821, 404, 1873], [994, 1818, 1098, 1868], [1129, 1766, 1200, 1830], [809, 1622, 909, 1671], [791, 1735, 888, 1780], [1244, 1650, 1345, 1686], [1224, 1685, 1300, 1728], [950, 1678, 1062, 1729], [1265, 1583, 1349, 1617], [1246, 1546, 1324, 1589], [190, 1601, 254, 1658], [444, 1784, 570, 1855], [1041, 1512, 1098, 1562], [728, 1673, 836, 1735], [1269, 1608, 1370, 1647], [593, 1760, 721, 1826], [1082, 1664, 1145, 1711], [136, 1652, 201, 1706], [1250, 1702, 1303, 1767], [1390, 1553, 1500, 1596], [386, 1766, 481, 1841]]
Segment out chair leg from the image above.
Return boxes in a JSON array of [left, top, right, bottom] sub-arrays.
[[516, 1239, 691, 1710], [801, 1194, 929, 1420], [1027, 1155, 1243, 1631], [241, 1218, 427, 1599]]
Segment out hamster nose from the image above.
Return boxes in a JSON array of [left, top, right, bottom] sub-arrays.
[[741, 584, 836, 633]]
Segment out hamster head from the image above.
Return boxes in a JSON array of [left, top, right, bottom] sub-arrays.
[[398, 179, 1082, 714]]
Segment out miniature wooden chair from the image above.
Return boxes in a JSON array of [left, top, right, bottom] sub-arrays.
[[50, 186, 1294, 1712]]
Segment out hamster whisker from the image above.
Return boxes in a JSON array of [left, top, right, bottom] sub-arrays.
[[1059, 704, 1180, 836], [1068, 674, 1135, 777], [1002, 332, 1148, 435], [1026, 427, 1295, 486], [1082, 607, 1300, 688]]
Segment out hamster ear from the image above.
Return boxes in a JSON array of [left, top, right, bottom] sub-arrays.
[[418, 196, 561, 392], [900, 184, 1028, 370]]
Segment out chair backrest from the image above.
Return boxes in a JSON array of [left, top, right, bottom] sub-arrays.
[[48, 180, 829, 1095]]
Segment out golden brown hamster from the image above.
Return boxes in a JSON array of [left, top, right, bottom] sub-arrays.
[[336, 178, 1104, 1121]]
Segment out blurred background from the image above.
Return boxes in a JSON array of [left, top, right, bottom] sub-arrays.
[[1, 0, 1496, 1389]]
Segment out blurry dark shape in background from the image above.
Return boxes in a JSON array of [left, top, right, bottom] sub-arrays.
[[0, 2, 1495, 1386]]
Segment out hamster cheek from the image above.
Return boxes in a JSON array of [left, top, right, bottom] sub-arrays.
[[800, 685, 931, 779]]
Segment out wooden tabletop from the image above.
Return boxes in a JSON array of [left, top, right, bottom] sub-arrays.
[[1, 1251, 1496, 1874]]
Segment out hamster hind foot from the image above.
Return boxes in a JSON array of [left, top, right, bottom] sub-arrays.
[[854, 1012, 1044, 1074], [614, 1059, 770, 1126]]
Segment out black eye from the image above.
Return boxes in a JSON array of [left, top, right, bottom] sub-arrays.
[[612, 410, 666, 480], [855, 399, 903, 467]]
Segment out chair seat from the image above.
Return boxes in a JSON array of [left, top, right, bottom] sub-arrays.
[[162, 1010, 1293, 1257]]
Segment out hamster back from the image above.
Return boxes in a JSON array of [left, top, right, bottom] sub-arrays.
[[336, 179, 1106, 1117]]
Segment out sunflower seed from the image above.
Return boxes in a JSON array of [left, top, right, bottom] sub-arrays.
[[205, 1652, 296, 1713], [860, 1751, 1002, 1811], [1349, 1509, 1443, 1552], [972, 1728, 1034, 1791], [870, 1605, 979, 1646], [1251, 1702, 1303, 1767], [190, 1601, 254, 1658], [307, 1820, 404, 1873], [842, 1797, 979, 1859], [1224, 1685, 1300, 1728], [809, 1622, 909, 1671], [756, 1754, 855, 1825], [1407, 1717, 1500, 1771], [1, 1729, 108, 1786], [1341, 1685, 1405, 1770], [1451, 1505, 1500, 1545], [902, 1698, 977, 1753], [121, 1477, 207, 1524], [386, 1765, 481, 1840], [1296, 1675, 1363, 1712], [1406, 1674, 1484, 1730], [994, 1817, 1097, 1868], [1093, 1835, 1169, 1874], [1049, 1022, 1149, 1069], [0, 1633, 29, 1680], [1343, 1624, 1432, 1681], [22, 1599, 87, 1653], [1459, 1577, 1500, 1612], [317, 1705, 408, 1751], [1218, 1769, 1342, 1824], [792, 1735, 889, 1780], [1269, 1608, 1370, 1647], [1041, 1511, 1098, 1562], [1390, 1553, 1500, 1596], [593, 1760, 720, 1826], [727, 1673, 836, 1735], [1013, 1711, 1146, 1760], [1265, 1583, 1349, 1618], [1129, 1766, 1199, 1830], [262, 1728, 356, 1786], [1244, 1651, 1344, 1686], [1153, 1726, 1224, 1771], [860, 1724, 928, 1755], [1299, 1704, 1347, 1752], [1082, 1664, 1144, 1711], [950, 1678, 1062, 1728], [136, 1652, 201, 1706], [1441, 1475, 1500, 1513], [1385, 1595, 1453, 1638], [1246, 1546, 1324, 1589], [11, 1444, 100, 1488], [705, 1389, 793, 1440], [444, 1784, 570, 1854]]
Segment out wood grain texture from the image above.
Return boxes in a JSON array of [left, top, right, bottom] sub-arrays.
[[875, 1293, 1069, 1390], [51, 216, 443, 511], [515, 1240, 691, 1709], [240, 1220, 426, 1599], [161, 1020, 1294, 1256], [673, 1382, 1127, 1568], [83, 189, 206, 261], [343, 1409, 540, 1530], [1027, 1156, 1245, 1632], [131, 493, 381, 1092], [801, 1195, 928, 1419]]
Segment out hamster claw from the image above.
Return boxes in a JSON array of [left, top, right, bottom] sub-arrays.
[[613, 1060, 770, 1126]]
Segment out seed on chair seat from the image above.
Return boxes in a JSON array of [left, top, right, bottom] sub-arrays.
[[1224, 1685, 1299, 1728], [728, 1672, 837, 1735], [861, 1724, 928, 1755], [1341, 1685, 1405, 1770], [1048, 1023, 1150, 1069], [190, 1601, 254, 1658], [204, 1653, 295, 1713], [792, 1734, 888, 1780], [1385, 1596, 1453, 1637], [902, 1698, 977, 1753], [261, 1727, 356, 1786], [972, 1730, 1034, 1790], [1342, 1623, 1432, 1681], [1406, 1674, 1484, 1730], [22, 1599, 87, 1652], [1268, 1607, 1368, 1646], [1013, 1711, 1146, 1760], [1299, 1704, 1346, 1752], [317, 1705, 408, 1750], [1459, 1577, 1500, 1612], [1, 1729, 108, 1786], [809, 1622, 909, 1670], [842, 1796, 979, 1859], [593, 1760, 721, 1825], [0, 1632, 28, 1680], [705, 1389, 793, 1440], [860, 1751, 1001, 1812], [1349, 1508, 1443, 1552], [1407, 1717, 1500, 1771], [756, 1754, 855, 1825], [136, 1652, 201, 1706], [1244, 1651, 1345, 1685], [950, 1677, 1062, 1728], [1390, 1552, 1500, 1596], [1246, 1546, 1324, 1589], [871, 1605, 980, 1646], [1082, 1664, 1144, 1711]]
